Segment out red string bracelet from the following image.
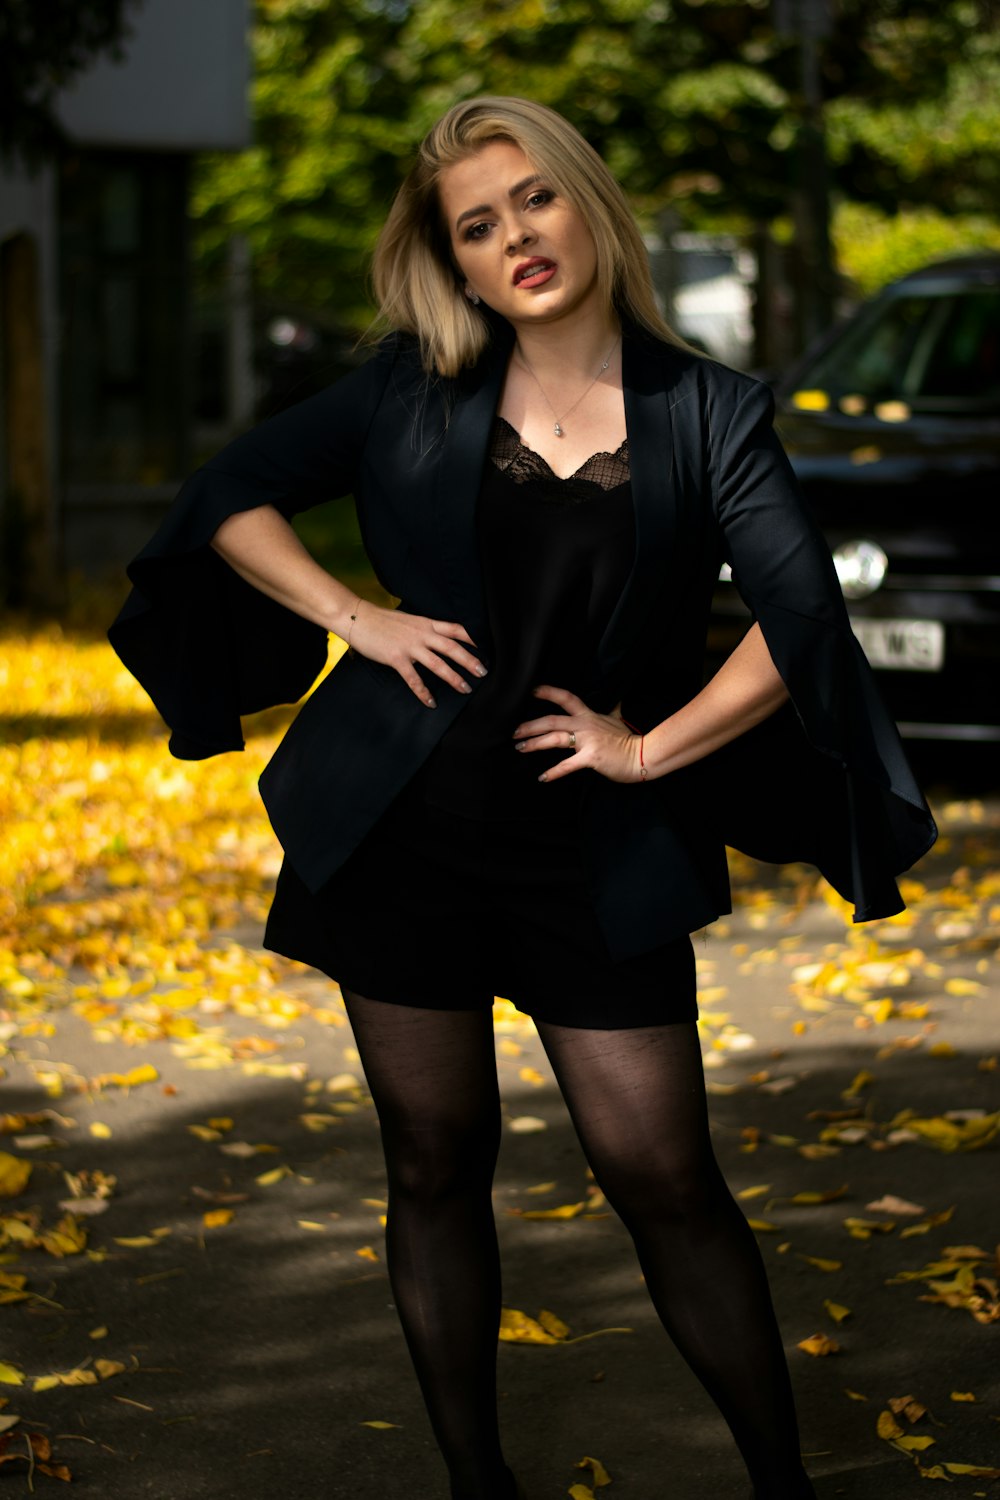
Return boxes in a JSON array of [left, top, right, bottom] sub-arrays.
[[619, 714, 648, 782]]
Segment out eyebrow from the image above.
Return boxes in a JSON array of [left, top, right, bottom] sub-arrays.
[[454, 174, 545, 229]]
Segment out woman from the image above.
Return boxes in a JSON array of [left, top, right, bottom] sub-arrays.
[[110, 97, 935, 1500]]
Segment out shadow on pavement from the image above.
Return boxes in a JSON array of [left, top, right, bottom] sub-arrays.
[[3, 1019, 997, 1499]]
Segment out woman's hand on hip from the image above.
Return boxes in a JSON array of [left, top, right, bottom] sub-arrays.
[[349, 601, 486, 707], [513, 686, 642, 784]]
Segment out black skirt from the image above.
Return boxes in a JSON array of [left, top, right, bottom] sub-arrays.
[[263, 776, 697, 1030]]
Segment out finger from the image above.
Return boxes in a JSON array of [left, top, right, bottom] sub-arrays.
[[512, 714, 565, 740], [435, 642, 488, 679], [532, 684, 586, 712], [396, 665, 437, 708], [514, 730, 580, 754], [536, 754, 583, 784], [414, 649, 475, 696], [431, 620, 478, 648]]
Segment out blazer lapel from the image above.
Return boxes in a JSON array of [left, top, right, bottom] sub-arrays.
[[432, 330, 511, 655], [595, 333, 685, 680]]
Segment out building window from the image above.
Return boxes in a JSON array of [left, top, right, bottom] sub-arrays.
[[59, 150, 190, 485]]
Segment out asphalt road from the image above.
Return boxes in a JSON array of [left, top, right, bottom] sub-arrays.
[[2, 790, 998, 1499]]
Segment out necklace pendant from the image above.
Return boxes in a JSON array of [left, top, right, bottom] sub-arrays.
[[553, 422, 564, 437]]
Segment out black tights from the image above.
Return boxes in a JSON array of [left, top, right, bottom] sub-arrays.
[[342, 991, 817, 1500]]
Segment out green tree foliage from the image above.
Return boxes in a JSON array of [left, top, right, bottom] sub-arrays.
[[0, 0, 139, 168], [825, 2, 1000, 215], [191, 0, 1000, 329]]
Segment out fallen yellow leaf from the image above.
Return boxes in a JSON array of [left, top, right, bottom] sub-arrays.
[[256, 1166, 292, 1186], [299, 1113, 341, 1131], [823, 1300, 851, 1323], [538, 1309, 571, 1340], [797, 1255, 843, 1273], [202, 1209, 233, 1228], [33, 1368, 99, 1391], [843, 1217, 896, 1239], [517, 1202, 586, 1221], [877, 1410, 905, 1440], [901, 1115, 999, 1152], [575, 1455, 612, 1488], [842, 1070, 875, 1099], [0, 1154, 32, 1198], [499, 1307, 559, 1345], [797, 1333, 839, 1356], [786, 1185, 849, 1205], [38, 1215, 87, 1256]]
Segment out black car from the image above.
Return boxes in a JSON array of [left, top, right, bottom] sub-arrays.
[[710, 253, 1000, 741]]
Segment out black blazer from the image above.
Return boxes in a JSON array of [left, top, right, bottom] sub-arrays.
[[109, 325, 936, 961]]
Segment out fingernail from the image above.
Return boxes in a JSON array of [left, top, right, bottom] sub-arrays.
[[537, 773, 547, 783], [514, 741, 525, 751], [459, 682, 472, 694], [426, 696, 437, 708], [475, 664, 488, 677]]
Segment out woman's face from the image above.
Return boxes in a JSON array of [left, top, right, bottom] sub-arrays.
[[437, 140, 603, 331]]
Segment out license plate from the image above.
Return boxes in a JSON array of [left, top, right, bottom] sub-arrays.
[[851, 617, 944, 672]]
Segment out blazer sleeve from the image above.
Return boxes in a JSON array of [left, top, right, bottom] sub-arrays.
[[107, 345, 396, 760], [703, 376, 936, 920]]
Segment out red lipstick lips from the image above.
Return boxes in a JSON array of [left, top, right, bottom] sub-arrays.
[[513, 258, 556, 288]]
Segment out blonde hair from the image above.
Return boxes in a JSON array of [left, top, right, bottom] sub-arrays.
[[371, 96, 687, 378]]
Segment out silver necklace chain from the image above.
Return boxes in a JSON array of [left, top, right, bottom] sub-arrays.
[[515, 334, 621, 437]]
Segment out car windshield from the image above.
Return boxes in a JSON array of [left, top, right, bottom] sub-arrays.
[[790, 283, 1000, 415]]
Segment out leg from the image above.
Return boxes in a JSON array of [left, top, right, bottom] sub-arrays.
[[534, 1017, 817, 1500], [342, 989, 513, 1500]]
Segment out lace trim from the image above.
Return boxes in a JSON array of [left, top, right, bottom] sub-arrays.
[[490, 417, 630, 495]]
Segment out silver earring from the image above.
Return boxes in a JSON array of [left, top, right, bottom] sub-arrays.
[[465, 287, 480, 305]]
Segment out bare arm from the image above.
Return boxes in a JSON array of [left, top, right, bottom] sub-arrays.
[[210, 505, 487, 706], [212, 504, 358, 636], [641, 621, 788, 777], [512, 622, 788, 783]]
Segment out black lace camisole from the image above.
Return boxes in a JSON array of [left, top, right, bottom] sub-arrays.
[[415, 417, 635, 820]]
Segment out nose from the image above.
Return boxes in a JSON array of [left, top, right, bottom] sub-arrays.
[[505, 223, 536, 254]]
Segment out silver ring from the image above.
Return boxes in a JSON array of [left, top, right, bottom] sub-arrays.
[[568, 731, 576, 749]]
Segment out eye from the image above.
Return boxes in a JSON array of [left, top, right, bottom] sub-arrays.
[[526, 189, 554, 209], [463, 220, 492, 242]]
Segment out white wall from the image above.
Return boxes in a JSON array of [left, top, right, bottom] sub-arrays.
[[56, 0, 250, 152]]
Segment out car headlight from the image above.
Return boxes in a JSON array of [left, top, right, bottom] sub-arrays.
[[833, 539, 888, 599]]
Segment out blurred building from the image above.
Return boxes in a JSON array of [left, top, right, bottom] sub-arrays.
[[0, 0, 250, 589]]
